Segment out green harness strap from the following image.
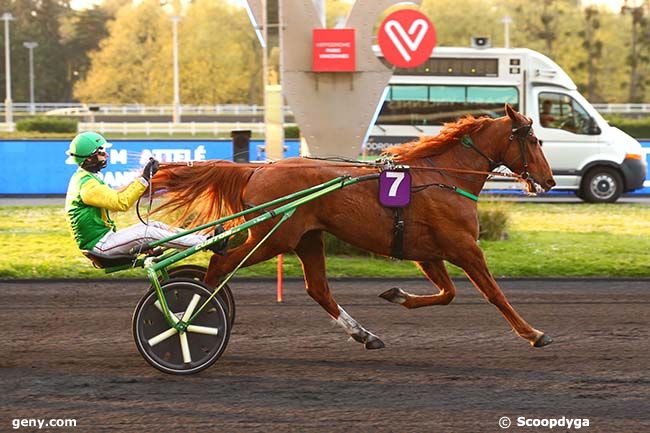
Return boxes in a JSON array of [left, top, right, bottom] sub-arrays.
[[453, 186, 479, 202]]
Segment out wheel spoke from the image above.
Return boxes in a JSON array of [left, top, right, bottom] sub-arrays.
[[180, 332, 192, 363], [178, 294, 201, 363], [181, 294, 201, 322], [148, 327, 178, 346], [187, 324, 219, 336], [154, 300, 179, 324]]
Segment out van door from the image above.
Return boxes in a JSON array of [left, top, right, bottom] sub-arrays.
[[532, 88, 602, 189]]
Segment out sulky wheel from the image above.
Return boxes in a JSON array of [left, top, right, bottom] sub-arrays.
[[166, 265, 236, 326], [132, 278, 231, 375]]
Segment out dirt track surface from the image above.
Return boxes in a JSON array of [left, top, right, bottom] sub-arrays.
[[1, 278, 649, 433]]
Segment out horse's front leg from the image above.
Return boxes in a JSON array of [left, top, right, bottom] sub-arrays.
[[380, 259, 456, 308], [453, 241, 553, 347], [295, 230, 385, 349]]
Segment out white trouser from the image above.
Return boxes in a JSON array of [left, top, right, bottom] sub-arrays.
[[92, 221, 207, 256]]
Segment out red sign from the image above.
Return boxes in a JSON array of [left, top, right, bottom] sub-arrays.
[[312, 28, 356, 72], [378, 9, 436, 68]]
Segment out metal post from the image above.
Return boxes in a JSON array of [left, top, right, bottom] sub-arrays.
[[276, 254, 283, 302], [2, 12, 15, 127], [314, 0, 325, 27], [263, 0, 284, 161], [23, 42, 38, 115], [502, 15, 512, 49], [171, 16, 181, 124]]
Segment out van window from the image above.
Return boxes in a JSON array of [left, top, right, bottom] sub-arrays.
[[467, 86, 518, 104], [538, 92, 598, 135], [379, 85, 519, 126], [429, 86, 465, 102], [391, 86, 428, 101]]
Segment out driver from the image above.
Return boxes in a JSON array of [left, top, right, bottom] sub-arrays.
[[65, 131, 222, 256], [540, 99, 556, 128]]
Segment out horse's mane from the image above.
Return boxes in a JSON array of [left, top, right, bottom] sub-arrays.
[[381, 115, 494, 162]]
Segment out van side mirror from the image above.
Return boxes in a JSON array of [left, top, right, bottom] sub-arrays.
[[588, 118, 601, 135]]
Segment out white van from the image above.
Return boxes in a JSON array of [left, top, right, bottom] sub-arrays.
[[367, 47, 647, 203]]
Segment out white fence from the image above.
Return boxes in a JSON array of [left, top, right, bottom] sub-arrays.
[[78, 122, 267, 136], [592, 103, 650, 114], [0, 121, 274, 135], [1, 102, 649, 116], [1, 103, 291, 116]]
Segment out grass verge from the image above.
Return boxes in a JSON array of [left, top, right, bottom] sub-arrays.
[[1, 202, 649, 279]]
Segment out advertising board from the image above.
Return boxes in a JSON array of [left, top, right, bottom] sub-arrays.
[[0, 139, 300, 194]]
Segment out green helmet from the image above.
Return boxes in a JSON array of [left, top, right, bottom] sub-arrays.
[[68, 131, 107, 165]]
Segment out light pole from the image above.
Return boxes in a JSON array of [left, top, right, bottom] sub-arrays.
[[1, 12, 15, 126], [502, 15, 512, 49], [23, 42, 37, 115], [171, 16, 181, 124]]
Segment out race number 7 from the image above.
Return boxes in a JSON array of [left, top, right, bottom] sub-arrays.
[[386, 171, 405, 197]]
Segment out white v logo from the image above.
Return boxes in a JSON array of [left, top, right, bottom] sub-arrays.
[[384, 18, 429, 62]]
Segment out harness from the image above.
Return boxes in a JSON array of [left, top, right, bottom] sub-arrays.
[[304, 127, 535, 259]]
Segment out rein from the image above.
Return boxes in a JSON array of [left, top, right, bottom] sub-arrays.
[[133, 162, 156, 264], [168, 159, 525, 182], [162, 129, 535, 204]]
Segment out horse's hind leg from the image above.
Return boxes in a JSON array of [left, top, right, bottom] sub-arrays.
[[380, 260, 456, 308], [294, 230, 385, 350], [455, 242, 552, 348], [203, 227, 283, 286]]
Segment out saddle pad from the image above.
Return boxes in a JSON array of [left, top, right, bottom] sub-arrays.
[[379, 170, 411, 207]]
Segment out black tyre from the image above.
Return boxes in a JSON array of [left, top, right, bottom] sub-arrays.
[[132, 279, 231, 375], [166, 265, 236, 326], [580, 167, 623, 203]]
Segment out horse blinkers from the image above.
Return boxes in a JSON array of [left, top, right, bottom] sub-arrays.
[[508, 124, 535, 180]]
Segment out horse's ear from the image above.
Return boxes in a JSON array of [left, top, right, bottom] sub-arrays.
[[505, 103, 518, 121]]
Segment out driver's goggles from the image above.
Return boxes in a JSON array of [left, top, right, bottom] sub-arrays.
[[93, 147, 107, 156]]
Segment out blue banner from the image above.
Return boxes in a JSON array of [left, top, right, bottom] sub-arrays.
[[0, 139, 300, 194]]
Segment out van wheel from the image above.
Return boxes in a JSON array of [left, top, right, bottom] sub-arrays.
[[580, 167, 623, 203]]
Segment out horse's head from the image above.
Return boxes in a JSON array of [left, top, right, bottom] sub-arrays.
[[501, 104, 556, 193]]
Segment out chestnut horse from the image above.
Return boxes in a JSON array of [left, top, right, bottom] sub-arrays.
[[153, 105, 556, 349]]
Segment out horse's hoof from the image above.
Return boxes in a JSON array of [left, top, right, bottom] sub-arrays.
[[533, 334, 553, 348], [365, 336, 385, 350], [379, 287, 407, 305]]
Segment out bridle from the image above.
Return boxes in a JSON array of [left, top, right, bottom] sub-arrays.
[[461, 120, 537, 182], [507, 122, 535, 181]]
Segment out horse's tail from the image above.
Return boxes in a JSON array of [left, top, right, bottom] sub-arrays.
[[152, 160, 256, 228]]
